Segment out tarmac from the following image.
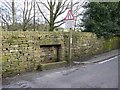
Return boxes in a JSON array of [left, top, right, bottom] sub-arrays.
[[2, 49, 119, 88], [73, 49, 119, 65]]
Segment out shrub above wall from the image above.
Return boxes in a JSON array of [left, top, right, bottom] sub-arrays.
[[1, 31, 119, 78]]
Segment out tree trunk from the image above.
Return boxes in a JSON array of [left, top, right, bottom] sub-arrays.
[[50, 15, 54, 31], [33, 0, 36, 31], [12, 0, 15, 30], [49, 1, 54, 31]]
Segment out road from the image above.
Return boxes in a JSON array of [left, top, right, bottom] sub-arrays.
[[2, 55, 118, 88]]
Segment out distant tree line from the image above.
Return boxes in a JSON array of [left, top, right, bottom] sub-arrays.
[[0, 0, 87, 31], [0, 0, 51, 31]]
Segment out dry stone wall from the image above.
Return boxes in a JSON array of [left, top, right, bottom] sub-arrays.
[[71, 32, 119, 61], [1, 31, 119, 77], [2, 31, 65, 77]]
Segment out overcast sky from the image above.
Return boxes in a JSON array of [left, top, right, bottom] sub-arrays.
[[0, 0, 88, 28]]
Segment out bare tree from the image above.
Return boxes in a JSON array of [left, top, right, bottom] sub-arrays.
[[33, 0, 36, 31], [22, 0, 33, 31], [36, 0, 70, 31], [72, 0, 88, 30], [12, 0, 15, 30], [0, 0, 16, 30]]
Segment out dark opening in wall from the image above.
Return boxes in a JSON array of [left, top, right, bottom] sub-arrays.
[[40, 44, 61, 63]]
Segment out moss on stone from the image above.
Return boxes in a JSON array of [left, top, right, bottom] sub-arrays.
[[2, 31, 119, 78], [2, 55, 10, 62], [39, 61, 67, 71]]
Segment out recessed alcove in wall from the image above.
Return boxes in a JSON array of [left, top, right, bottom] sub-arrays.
[[40, 44, 61, 63]]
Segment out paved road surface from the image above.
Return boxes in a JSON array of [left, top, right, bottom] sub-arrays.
[[2, 55, 119, 88]]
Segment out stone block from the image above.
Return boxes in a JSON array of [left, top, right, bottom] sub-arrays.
[[2, 31, 119, 78]]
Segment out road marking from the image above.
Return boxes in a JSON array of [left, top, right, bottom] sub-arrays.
[[97, 56, 118, 64], [45, 72, 61, 77], [44, 68, 78, 77]]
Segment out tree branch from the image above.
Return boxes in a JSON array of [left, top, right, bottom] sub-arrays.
[[53, 2, 62, 22], [47, 0, 50, 6], [54, 22, 65, 29], [28, 1, 33, 20], [24, 1, 29, 21], [54, 19, 64, 24], [56, 0, 69, 17], [40, 1, 51, 11], [2, 2, 12, 12], [36, 2, 50, 24], [1, 16, 9, 25]]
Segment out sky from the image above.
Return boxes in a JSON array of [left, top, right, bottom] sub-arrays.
[[0, 0, 88, 28]]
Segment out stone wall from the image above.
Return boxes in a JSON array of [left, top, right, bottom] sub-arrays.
[[71, 32, 119, 61], [1, 31, 119, 77], [63, 32, 119, 62], [2, 31, 65, 77]]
